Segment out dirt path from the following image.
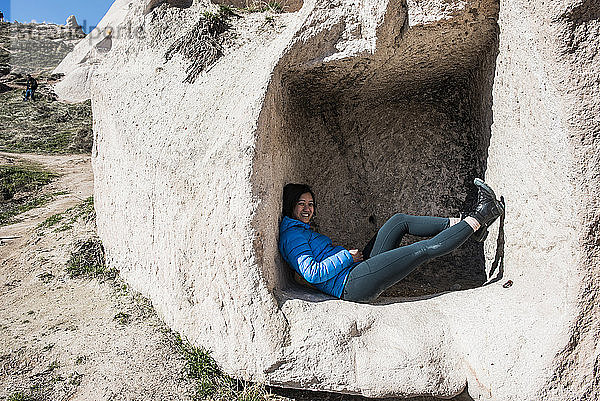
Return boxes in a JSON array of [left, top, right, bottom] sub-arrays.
[[0, 151, 93, 240], [0, 152, 196, 401]]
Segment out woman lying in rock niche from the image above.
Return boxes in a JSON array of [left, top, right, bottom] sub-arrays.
[[278, 180, 504, 303]]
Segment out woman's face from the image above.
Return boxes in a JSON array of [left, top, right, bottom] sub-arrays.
[[293, 192, 314, 224]]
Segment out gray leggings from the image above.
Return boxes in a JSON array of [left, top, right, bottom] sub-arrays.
[[341, 213, 474, 303]]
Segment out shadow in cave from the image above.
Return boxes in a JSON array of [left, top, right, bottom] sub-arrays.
[[269, 383, 475, 401], [484, 198, 506, 286]]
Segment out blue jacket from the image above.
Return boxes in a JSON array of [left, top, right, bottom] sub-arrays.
[[279, 216, 356, 298]]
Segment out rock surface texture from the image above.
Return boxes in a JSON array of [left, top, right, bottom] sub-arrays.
[[65, 15, 84, 34], [58, 0, 599, 399]]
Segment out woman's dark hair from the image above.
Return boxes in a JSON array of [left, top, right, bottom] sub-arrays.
[[282, 183, 316, 219]]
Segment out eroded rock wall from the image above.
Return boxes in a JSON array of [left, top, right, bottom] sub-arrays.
[[82, 0, 599, 399], [91, 0, 301, 381], [484, 1, 599, 399]]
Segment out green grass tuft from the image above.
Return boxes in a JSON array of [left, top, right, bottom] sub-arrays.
[[66, 237, 110, 278], [0, 163, 59, 226], [47, 360, 60, 372], [7, 393, 34, 401], [37, 212, 64, 228], [37, 196, 95, 233], [0, 192, 56, 226], [113, 312, 131, 325], [173, 335, 273, 400], [218, 4, 237, 16], [266, 1, 283, 13], [0, 164, 57, 200], [67, 372, 83, 386], [70, 196, 95, 222]]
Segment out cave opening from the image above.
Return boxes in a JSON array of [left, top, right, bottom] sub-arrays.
[[253, 0, 500, 298]]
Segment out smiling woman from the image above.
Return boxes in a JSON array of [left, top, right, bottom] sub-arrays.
[[291, 190, 314, 224], [278, 180, 505, 303], [281, 183, 315, 224]]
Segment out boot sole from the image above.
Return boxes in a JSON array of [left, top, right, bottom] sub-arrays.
[[473, 198, 505, 242], [474, 178, 497, 198]]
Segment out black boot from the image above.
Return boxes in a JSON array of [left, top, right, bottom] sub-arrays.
[[469, 178, 505, 233]]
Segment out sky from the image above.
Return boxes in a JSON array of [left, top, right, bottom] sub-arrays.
[[0, 0, 115, 33]]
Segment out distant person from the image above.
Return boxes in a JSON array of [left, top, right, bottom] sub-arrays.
[[0, 11, 4, 22], [24, 74, 38, 101]]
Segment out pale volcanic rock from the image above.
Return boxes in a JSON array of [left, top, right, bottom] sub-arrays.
[[64, 0, 600, 399], [65, 15, 84, 34]]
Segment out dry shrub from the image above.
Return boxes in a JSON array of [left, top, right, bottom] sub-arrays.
[[164, 6, 236, 83]]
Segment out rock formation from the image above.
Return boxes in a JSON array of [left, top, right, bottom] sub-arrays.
[[58, 0, 599, 399], [65, 15, 84, 35]]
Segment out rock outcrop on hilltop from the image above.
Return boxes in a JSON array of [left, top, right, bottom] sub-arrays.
[[57, 0, 599, 399], [65, 15, 84, 35]]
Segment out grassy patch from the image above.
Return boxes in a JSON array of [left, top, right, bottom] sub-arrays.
[[53, 223, 73, 232], [0, 163, 58, 225], [7, 393, 34, 401], [66, 237, 111, 278], [1, 23, 90, 154], [37, 272, 55, 283], [1, 189, 58, 226], [67, 372, 83, 386], [37, 212, 64, 228], [71, 196, 95, 222], [47, 360, 60, 372], [113, 312, 131, 325], [37, 196, 95, 233], [0, 192, 57, 225], [0, 87, 93, 154], [0, 164, 57, 200], [60, 195, 95, 230], [173, 335, 275, 400], [1, 22, 85, 75]]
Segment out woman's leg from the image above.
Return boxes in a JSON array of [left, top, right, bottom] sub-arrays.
[[342, 220, 474, 303], [364, 213, 451, 259]]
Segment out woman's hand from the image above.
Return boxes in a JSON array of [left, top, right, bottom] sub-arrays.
[[349, 249, 363, 263]]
